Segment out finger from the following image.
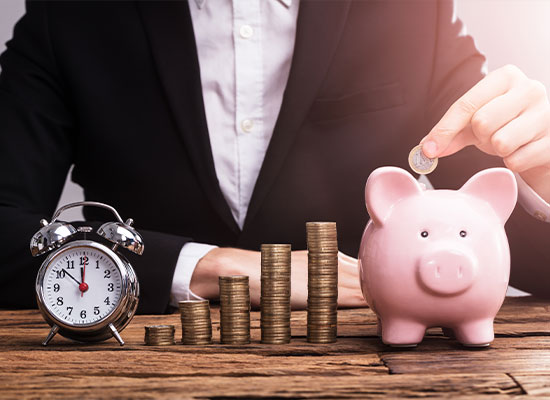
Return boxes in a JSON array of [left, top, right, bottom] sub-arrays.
[[491, 107, 550, 158], [504, 135, 550, 173], [470, 83, 538, 142], [338, 292, 368, 308], [437, 125, 477, 157], [422, 65, 523, 158], [338, 251, 357, 264], [339, 274, 360, 289]]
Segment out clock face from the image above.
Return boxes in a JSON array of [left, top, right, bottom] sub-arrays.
[[42, 245, 123, 326]]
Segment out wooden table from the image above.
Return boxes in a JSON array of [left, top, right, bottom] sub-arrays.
[[1, 297, 549, 399]]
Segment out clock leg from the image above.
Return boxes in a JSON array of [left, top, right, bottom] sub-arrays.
[[42, 324, 59, 346], [109, 323, 125, 346]]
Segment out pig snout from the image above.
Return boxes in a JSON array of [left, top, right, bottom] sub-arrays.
[[417, 250, 477, 296]]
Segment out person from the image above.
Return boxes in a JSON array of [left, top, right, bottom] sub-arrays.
[[0, 0, 549, 314]]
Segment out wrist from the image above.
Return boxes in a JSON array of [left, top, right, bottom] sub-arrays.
[[189, 247, 237, 299], [519, 166, 550, 204]]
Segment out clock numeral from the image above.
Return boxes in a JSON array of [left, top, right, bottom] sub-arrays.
[[96, 260, 100, 269], [107, 283, 114, 292], [53, 283, 60, 292], [66, 260, 74, 269], [80, 310, 86, 319], [80, 256, 89, 266], [66, 306, 73, 315], [104, 270, 111, 279], [104, 297, 110, 306], [94, 306, 100, 315], [56, 297, 63, 306], [55, 270, 66, 279]]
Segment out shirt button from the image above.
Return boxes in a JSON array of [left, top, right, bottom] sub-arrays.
[[241, 119, 254, 133], [239, 25, 254, 39]]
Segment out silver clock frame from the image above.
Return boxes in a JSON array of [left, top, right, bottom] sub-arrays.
[[35, 240, 139, 346]]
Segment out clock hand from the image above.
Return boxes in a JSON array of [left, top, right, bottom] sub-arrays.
[[62, 269, 81, 286], [80, 265, 87, 297]]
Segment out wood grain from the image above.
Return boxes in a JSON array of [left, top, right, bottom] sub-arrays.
[[510, 373, 550, 396], [0, 297, 548, 398], [0, 373, 522, 399]]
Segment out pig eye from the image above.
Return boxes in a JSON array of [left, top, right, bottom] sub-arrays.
[[420, 230, 429, 238], [460, 230, 467, 238]]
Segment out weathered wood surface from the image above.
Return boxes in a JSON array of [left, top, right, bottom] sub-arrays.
[[0, 297, 548, 399]]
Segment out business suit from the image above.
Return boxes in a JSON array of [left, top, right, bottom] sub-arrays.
[[0, 0, 548, 313]]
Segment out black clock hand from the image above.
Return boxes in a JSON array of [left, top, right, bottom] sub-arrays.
[[62, 269, 81, 286]]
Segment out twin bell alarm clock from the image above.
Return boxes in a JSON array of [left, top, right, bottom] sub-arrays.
[[30, 201, 143, 346]]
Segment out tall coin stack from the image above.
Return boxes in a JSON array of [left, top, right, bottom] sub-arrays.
[[306, 222, 338, 343], [179, 300, 213, 345], [219, 276, 251, 344], [260, 244, 292, 344]]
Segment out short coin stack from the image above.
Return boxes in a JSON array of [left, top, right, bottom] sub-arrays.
[[219, 276, 251, 344], [306, 222, 338, 343], [179, 300, 213, 345], [260, 244, 292, 344], [144, 325, 175, 346]]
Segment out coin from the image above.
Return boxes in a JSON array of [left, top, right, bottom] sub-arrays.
[[144, 325, 175, 346], [306, 222, 338, 344], [260, 244, 292, 344], [408, 144, 438, 175], [179, 300, 212, 345], [219, 275, 251, 344]]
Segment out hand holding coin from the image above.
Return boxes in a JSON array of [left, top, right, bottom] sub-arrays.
[[419, 65, 550, 203]]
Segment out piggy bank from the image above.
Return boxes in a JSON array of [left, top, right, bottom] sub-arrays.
[[358, 167, 518, 347]]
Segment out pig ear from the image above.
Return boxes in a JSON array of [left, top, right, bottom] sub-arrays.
[[459, 168, 518, 224], [365, 167, 423, 226]]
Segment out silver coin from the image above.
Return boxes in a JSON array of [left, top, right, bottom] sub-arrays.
[[408, 144, 438, 175]]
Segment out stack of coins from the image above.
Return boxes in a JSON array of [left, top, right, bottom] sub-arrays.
[[219, 276, 251, 344], [306, 222, 338, 343], [179, 300, 213, 345], [260, 244, 292, 344], [144, 325, 175, 346]]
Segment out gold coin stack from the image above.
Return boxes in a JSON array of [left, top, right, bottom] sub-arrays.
[[179, 300, 213, 345], [144, 325, 175, 346], [306, 222, 338, 343], [219, 275, 251, 344], [260, 244, 292, 344]]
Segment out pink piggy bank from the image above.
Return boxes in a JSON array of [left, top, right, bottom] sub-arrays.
[[358, 167, 518, 347]]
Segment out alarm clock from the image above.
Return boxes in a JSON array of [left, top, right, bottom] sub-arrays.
[[30, 201, 143, 346]]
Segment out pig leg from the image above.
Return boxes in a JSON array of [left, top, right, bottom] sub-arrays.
[[381, 318, 426, 347], [454, 319, 494, 347]]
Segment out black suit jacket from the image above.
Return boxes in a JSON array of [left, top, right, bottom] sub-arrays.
[[1, 0, 548, 313]]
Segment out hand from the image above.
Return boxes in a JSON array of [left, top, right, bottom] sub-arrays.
[[421, 65, 550, 202], [190, 247, 367, 309]]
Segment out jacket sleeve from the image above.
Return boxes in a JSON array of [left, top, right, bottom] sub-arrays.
[[0, 2, 191, 313], [424, 0, 550, 298]]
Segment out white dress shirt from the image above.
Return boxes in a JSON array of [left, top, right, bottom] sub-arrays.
[[170, 0, 299, 305], [170, 0, 550, 306]]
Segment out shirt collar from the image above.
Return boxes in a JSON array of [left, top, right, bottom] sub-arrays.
[[194, 0, 292, 10]]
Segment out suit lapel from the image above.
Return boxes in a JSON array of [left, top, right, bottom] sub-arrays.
[[136, 0, 240, 234], [243, 0, 352, 229]]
